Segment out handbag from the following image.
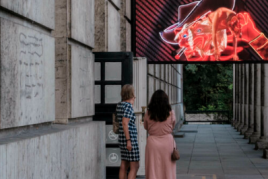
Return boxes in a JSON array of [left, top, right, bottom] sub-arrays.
[[171, 136, 180, 161], [112, 106, 119, 134]]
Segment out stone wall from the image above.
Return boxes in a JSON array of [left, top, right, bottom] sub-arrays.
[[0, 18, 55, 129], [0, 0, 106, 178], [148, 64, 184, 127], [0, 121, 105, 179], [0, 0, 55, 29]]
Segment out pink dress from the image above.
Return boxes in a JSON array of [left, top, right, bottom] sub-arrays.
[[144, 110, 176, 179]]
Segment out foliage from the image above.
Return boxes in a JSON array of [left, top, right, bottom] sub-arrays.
[[183, 64, 233, 112]]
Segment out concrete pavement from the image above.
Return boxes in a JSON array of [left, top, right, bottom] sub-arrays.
[[176, 124, 268, 179]]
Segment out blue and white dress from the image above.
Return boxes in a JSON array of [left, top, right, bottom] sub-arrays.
[[116, 102, 140, 162]]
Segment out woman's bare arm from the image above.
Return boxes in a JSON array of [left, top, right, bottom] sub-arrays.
[[122, 117, 131, 139], [122, 117, 132, 151], [143, 111, 149, 130]]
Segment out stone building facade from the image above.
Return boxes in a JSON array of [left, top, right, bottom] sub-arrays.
[[0, 0, 184, 178]]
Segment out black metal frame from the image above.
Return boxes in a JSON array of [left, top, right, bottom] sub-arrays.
[[93, 52, 133, 124]]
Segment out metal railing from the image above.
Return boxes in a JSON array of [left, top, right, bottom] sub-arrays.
[[185, 110, 231, 124]]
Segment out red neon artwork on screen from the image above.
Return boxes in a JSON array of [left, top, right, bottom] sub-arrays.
[[160, 0, 268, 61]]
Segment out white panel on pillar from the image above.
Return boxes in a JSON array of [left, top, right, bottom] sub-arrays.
[[155, 65, 160, 78], [160, 65, 165, 80], [105, 62, 122, 81], [155, 79, 160, 90], [148, 64, 154, 76], [148, 76, 155, 102], [160, 82, 165, 90], [165, 65, 169, 82], [165, 84, 169, 97], [133, 57, 147, 176], [105, 85, 121, 103]]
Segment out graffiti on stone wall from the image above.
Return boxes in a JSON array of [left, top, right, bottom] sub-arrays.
[[19, 33, 44, 121]]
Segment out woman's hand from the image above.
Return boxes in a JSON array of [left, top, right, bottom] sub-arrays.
[[126, 140, 132, 151]]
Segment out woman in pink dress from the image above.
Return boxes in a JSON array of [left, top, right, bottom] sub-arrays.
[[144, 90, 176, 179]]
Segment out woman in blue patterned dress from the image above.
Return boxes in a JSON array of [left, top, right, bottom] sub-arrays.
[[117, 84, 140, 179]]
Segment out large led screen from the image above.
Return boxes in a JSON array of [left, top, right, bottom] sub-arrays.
[[135, 0, 268, 63]]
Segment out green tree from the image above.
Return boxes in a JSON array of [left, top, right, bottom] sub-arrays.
[[183, 64, 233, 112]]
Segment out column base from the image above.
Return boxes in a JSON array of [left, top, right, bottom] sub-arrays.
[[255, 141, 268, 150], [240, 125, 248, 135], [237, 123, 244, 132], [234, 122, 240, 129], [263, 148, 268, 158], [255, 138, 268, 150], [244, 128, 254, 139], [249, 133, 260, 144], [232, 121, 238, 127]]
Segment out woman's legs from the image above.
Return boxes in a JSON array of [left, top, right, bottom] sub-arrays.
[[119, 160, 130, 179], [128, 161, 140, 179]]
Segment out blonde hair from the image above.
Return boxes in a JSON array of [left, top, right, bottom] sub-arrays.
[[121, 84, 135, 101]]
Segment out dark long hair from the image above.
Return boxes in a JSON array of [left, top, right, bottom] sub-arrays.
[[148, 90, 172, 122]]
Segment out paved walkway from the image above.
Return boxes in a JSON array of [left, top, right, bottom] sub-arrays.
[[176, 124, 268, 179]]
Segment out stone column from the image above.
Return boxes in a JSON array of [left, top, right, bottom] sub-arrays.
[[233, 64, 239, 127], [238, 64, 245, 131], [245, 64, 254, 138], [235, 64, 241, 129], [249, 64, 261, 144], [256, 64, 268, 149], [263, 69, 268, 156], [241, 64, 249, 134], [232, 64, 236, 126]]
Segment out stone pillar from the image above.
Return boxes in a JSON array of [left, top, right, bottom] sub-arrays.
[[245, 64, 254, 138], [249, 64, 261, 144], [54, 0, 95, 123], [235, 64, 241, 129], [241, 64, 249, 134], [232, 64, 236, 126], [238, 64, 245, 131], [256, 64, 268, 149], [263, 69, 268, 156], [233, 64, 239, 126], [234, 64, 239, 127], [94, 0, 121, 52], [120, 0, 131, 51]]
